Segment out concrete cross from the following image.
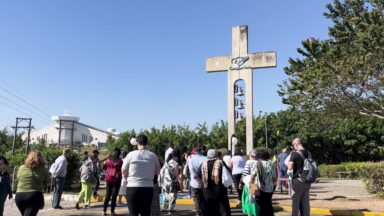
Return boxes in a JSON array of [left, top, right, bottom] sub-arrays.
[[206, 25, 277, 155]]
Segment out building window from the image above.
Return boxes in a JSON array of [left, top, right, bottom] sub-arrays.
[[82, 134, 88, 143], [42, 134, 47, 142]]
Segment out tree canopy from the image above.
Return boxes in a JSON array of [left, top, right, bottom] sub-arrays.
[[279, 0, 384, 119]]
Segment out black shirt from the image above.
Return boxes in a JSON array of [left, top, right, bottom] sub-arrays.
[[289, 150, 309, 178]]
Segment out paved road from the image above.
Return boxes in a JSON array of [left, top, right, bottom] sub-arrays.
[[5, 198, 321, 216]]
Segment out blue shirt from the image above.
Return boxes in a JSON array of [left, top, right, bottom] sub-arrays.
[[277, 152, 288, 169], [188, 155, 205, 189]]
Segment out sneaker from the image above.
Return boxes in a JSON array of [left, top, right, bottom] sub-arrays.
[[75, 203, 80, 210], [84, 205, 89, 209], [116, 202, 125, 207]]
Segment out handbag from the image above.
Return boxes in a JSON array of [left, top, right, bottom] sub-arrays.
[[250, 183, 260, 197], [222, 163, 233, 187]]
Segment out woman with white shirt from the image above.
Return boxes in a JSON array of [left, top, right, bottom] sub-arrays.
[[121, 134, 161, 216], [229, 149, 246, 203]]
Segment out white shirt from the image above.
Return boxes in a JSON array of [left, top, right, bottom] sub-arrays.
[[230, 155, 246, 175], [223, 155, 231, 167], [122, 149, 160, 187], [50, 155, 68, 178], [164, 147, 174, 161]]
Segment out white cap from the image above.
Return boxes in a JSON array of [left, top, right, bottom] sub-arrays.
[[130, 137, 137, 146]]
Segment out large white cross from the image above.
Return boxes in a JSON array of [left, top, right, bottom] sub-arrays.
[[206, 25, 277, 155]]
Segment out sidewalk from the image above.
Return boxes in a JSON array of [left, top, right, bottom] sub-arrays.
[[4, 179, 382, 216]]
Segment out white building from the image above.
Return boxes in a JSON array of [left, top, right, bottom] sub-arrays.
[[23, 114, 119, 148]]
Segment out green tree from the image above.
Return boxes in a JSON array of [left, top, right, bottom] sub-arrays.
[[279, 0, 384, 119]]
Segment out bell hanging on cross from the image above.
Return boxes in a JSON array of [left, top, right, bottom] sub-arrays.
[[236, 100, 244, 109], [236, 112, 244, 122], [237, 87, 244, 96]]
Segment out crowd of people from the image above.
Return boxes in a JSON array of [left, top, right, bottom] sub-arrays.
[[0, 135, 314, 216]]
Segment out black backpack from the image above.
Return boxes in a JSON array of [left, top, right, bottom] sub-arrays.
[[297, 151, 318, 183]]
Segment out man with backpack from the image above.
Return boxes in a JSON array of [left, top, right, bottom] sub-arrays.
[[287, 138, 317, 216]]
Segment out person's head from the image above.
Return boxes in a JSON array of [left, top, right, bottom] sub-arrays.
[[286, 146, 293, 153], [207, 149, 218, 159], [122, 151, 128, 158], [200, 146, 207, 156], [92, 149, 99, 159], [84, 151, 88, 156], [222, 149, 230, 156], [191, 148, 198, 155], [63, 148, 71, 158], [257, 150, 270, 161], [166, 151, 178, 163], [249, 149, 256, 159], [292, 138, 303, 150], [136, 134, 148, 146], [234, 148, 243, 156], [0, 155, 8, 166], [168, 143, 174, 149], [25, 150, 45, 168], [111, 148, 121, 160]]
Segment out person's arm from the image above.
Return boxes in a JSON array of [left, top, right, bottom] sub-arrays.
[[154, 156, 161, 175], [287, 153, 295, 177], [175, 164, 180, 183], [121, 155, 130, 178]]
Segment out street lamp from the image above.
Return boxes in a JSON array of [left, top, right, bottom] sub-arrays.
[[230, 134, 238, 156], [259, 111, 268, 148]]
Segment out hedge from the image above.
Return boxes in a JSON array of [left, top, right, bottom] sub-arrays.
[[319, 162, 384, 194], [5, 145, 81, 190]]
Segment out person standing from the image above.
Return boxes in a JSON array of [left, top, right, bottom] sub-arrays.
[[0, 155, 12, 216], [250, 150, 277, 216], [240, 150, 258, 216], [277, 147, 290, 192], [287, 138, 311, 216], [188, 147, 206, 216], [75, 151, 98, 209], [117, 151, 128, 207], [200, 149, 231, 216], [229, 149, 246, 203], [49, 148, 70, 209], [160, 152, 180, 214], [164, 144, 174, 164], [122, 134, 160, 216], [15, 150, 49, 216], [103, 148, 123, 216]]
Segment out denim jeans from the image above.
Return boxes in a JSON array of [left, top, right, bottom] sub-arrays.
[[52, 177, 65, 208]]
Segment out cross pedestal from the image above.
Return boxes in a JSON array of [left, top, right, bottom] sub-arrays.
[[206, 25, 277, 155]]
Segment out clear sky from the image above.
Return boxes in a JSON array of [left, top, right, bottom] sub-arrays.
[[0, 0, 332, 132]]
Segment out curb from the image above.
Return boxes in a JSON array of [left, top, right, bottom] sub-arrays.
[[62, 194, 384, 216]]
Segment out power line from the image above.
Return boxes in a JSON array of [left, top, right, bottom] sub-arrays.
[[0, 81, 54, 115], [0, 93, 49, 121], [0, 85, 51, 117], [0, 100, 50, 125]]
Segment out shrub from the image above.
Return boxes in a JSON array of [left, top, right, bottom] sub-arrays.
[[319, 162, 384, 194]]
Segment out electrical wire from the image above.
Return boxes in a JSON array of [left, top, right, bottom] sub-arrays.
[[0, 86, 51, 117]]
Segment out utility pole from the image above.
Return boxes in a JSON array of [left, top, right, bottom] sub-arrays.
[[11, 118, 19, 155], [26, 118, 32, 154], [11, 117, 33, 155]]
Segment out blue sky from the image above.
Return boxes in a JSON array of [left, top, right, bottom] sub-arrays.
[[0, 0, 332, 132]]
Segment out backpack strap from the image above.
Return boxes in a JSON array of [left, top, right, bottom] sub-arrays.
[[296, 150, 311, 160]]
